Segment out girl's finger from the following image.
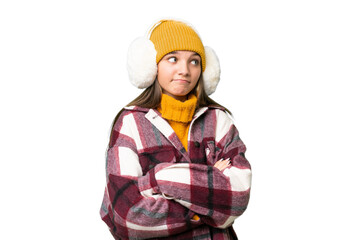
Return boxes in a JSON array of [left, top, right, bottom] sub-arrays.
[[218, 160, 229, 171], [214, 158, 231, 171], [221, 159, 232, 171], [213, 160, 221, 168]]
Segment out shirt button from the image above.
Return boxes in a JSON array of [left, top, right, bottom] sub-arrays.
[[194, 141, 200, 148]]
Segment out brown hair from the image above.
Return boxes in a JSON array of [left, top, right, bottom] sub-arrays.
[[108, 76, 230, 145]]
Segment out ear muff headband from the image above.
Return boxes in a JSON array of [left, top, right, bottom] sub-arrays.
[[127, 19, 220, 95]]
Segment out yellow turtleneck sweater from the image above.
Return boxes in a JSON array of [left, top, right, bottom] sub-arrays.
[[157, 94, 197, 151]]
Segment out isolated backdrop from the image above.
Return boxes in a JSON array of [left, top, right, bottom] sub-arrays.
[[1, 0, 359, 239]]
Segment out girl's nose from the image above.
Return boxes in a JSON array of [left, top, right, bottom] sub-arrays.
[[178, 61, 190, 76]]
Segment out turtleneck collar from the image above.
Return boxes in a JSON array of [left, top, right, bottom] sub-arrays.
[[158, 94, 197, 123]]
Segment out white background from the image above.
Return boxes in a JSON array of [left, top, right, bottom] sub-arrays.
[[1, 0, 359, 239]]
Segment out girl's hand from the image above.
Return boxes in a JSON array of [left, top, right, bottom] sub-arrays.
[[213, 158, 231, 172]]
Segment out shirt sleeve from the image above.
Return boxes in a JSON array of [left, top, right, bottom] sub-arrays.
[[100, 112, 202, 239], [137, 110, 252, 229]]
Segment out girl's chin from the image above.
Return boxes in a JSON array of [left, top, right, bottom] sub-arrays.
[[164, 92, 189, 101], [165, 89, 190, 97]]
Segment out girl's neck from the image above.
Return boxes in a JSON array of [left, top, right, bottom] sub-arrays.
[[162, 92, 188, 102]]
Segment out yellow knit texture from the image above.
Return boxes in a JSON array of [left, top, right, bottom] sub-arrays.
[[158, 94, 197, 151], [149, 20, 206, 71]]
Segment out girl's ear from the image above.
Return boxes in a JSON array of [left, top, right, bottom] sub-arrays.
[[203, 46, 221, 96], [127, 37, 158, 89]]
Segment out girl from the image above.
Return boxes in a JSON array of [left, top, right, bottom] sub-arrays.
[[100, 19, 252, 240]]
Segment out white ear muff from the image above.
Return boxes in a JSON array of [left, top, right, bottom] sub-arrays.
[[127, 37, 158, 89], [203, 46, 221, 95]]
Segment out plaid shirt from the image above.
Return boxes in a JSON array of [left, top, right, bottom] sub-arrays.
[[100, 106, 252, 239]]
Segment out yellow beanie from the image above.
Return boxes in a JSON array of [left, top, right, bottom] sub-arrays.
[[149, 20, 206, 71]]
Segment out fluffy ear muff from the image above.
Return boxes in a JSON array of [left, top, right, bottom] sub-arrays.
[[127, 37, 158, 89], [203, 46, 221, 95]]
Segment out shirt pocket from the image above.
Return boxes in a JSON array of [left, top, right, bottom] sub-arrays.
[[139, 146, 179, 173]]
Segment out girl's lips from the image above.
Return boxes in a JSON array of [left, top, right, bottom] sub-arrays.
[[172, 79, 190, 83]]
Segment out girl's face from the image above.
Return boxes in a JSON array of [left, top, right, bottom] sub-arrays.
[[157, 51, 201, 102]]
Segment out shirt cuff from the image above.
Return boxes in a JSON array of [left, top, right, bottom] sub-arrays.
[[138, 168, 160, 195]]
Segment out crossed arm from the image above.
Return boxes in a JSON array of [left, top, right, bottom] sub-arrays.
[[100, 112, 251, 239]]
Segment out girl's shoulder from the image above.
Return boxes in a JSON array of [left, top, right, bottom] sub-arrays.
[[199, 105, 231, 120], [111, 106, 150, 131], [123, 105, 151, 113]]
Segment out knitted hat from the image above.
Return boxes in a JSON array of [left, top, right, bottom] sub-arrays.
[[127, 19, 220, 95], [149, 20, 206, 71]]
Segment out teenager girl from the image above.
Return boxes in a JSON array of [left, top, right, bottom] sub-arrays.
[[100, 19, 252, 240]]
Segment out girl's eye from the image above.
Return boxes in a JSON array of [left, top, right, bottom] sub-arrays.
[[191, 59, 199, 65], [168, 57, 176, 63]]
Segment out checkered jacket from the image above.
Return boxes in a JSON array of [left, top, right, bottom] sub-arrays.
[[100, 106, 252, 239]]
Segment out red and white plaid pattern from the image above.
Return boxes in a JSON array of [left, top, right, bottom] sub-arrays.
[[100, 106, 252, 239]]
